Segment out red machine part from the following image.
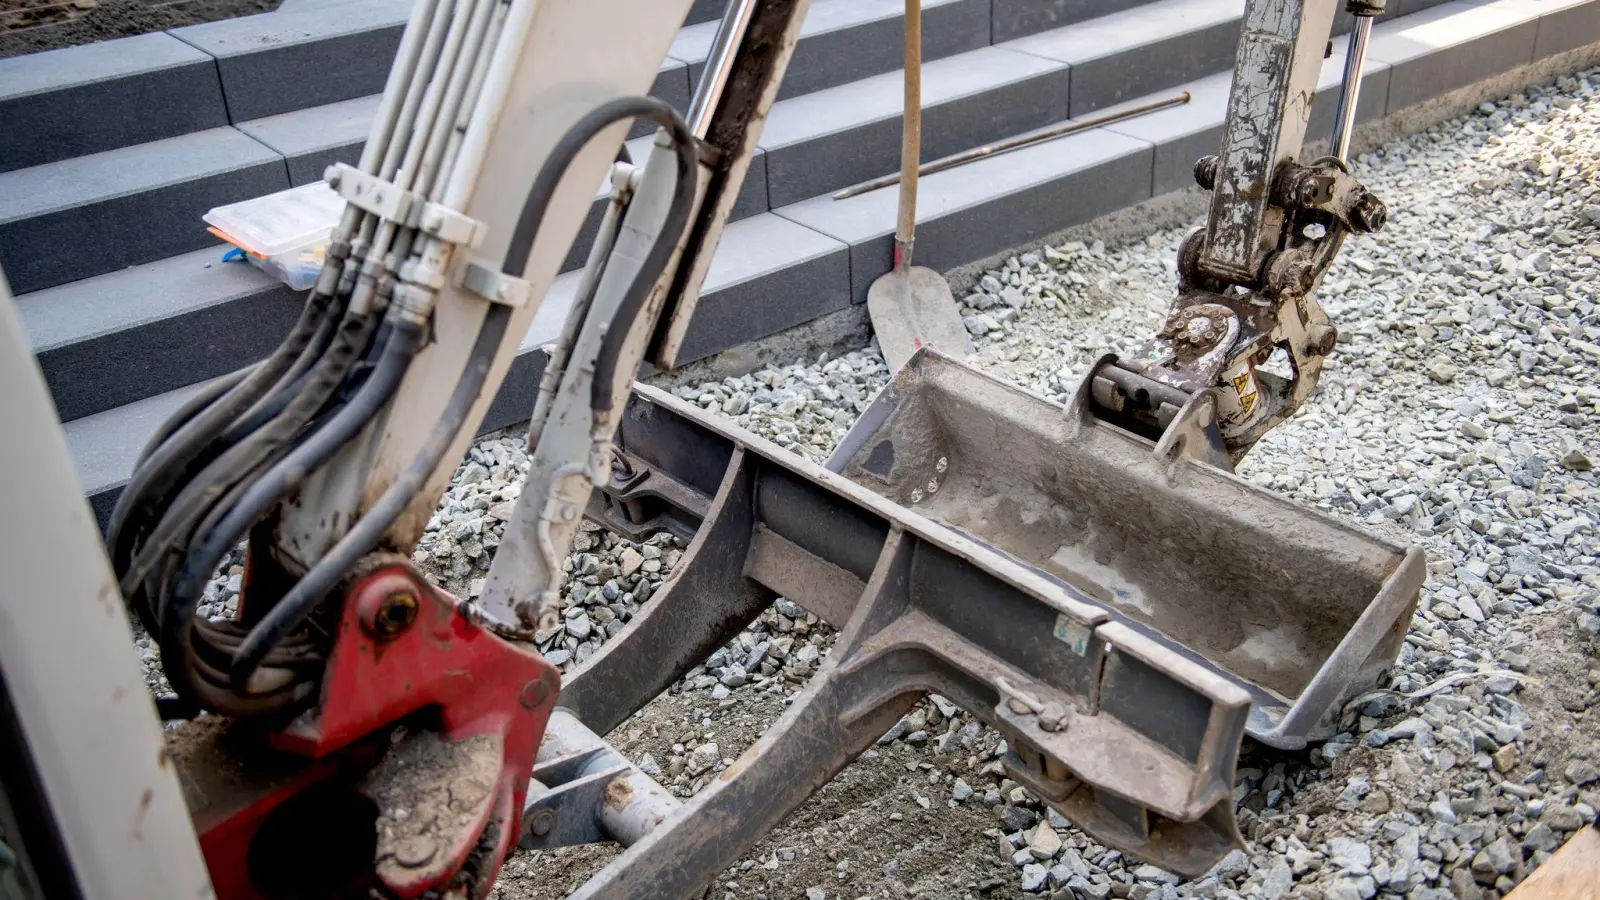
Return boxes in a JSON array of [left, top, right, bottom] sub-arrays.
[[188, 562, 561, 900]]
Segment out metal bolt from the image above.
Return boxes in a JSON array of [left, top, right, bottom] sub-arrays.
[[529, 809, 556, 837], [1352, 193, 1387, 233], [1308, 323, 1339, 357], [519, 677, 551, 711], [362, 590, 419, 639], [1296, 178, 1326, 208], [1193, 156, 1219, 191], [1038, 702, 1070, 733]]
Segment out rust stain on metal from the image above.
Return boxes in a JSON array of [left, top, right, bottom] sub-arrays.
[[604, 777, 635, 811]]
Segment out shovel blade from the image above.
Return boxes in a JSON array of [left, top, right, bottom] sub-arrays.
[[866, 265, 972, 372]]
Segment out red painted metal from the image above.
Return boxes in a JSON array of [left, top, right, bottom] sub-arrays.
[[193, 562, 561, 900]]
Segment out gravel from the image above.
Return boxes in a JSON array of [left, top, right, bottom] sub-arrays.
[[138, 65, 1600, 900]]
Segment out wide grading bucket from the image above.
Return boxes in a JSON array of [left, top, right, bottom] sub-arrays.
[[826, 349, 1425, 748]]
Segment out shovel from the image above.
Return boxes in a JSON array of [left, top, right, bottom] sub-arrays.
[[867, 0, 973, 373]]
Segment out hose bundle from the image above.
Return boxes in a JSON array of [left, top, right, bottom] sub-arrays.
[[109, 62, 697, 718]]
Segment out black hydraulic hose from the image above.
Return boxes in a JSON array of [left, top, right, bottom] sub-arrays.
[[135, 367, 255, 468], [499, 96, 695, 414], [589, 109, 696, 414], [108, 288, 339, 569], [231, 291, 350, 436], [504, 96, 690, 273], [230, 95, 694, 689], [230, 306, 511, 687], [162, 319, 423, 644], [123, 306, 381, 602]]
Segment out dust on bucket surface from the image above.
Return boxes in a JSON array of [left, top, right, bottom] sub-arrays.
[[826, 349, 1425, 747]]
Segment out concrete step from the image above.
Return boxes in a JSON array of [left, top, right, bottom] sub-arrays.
[[0, 127, 289, 295], [167, 0, 411, 123], [757, 45, 1070, 208], [774, 122, 1156, 305], [1103, 44, 1394, 198], [3, 0, 969, 178], [68, 211, 849, 527], [18, 247, 303, 423], [0, 0, 1214, 295], [671, 0, 990, 102], [25, 41, 1069, 420], [1000, 0, 1246, 118], [991, 0, 1159, 42], [0, 32, 229, 174]]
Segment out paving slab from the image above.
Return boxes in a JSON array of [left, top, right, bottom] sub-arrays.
[[0, 32, 227, 173], [0, 127, 290, 294]]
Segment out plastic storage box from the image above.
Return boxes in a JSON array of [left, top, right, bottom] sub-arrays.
[[204, 182, 346, 290]]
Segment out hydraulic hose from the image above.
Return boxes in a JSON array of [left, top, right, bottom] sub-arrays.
[[231, 94, 698, 689], [165, 319, 423, 642], [108, 287, 340, 569], [230, 306, 511, 687], [586, 110, 696, 413], [135, 366, 254, 468], [125, 305, 382, 618]]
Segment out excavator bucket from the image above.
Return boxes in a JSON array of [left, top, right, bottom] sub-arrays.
[[826, 348, 1425, 749]]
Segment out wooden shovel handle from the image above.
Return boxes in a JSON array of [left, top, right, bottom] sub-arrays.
[[897, 0, 921, 249]]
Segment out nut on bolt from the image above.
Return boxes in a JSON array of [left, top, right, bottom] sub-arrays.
[[1308, 323, 1339, 357], [1351, 192, 1387, 233], [519, 676, 552, 711], [361, 589, 419, 639], [1193, 155, 1219, 191]]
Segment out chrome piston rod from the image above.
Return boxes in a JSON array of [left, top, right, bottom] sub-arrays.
[[1330, 1, 1384, 161], [686, 0, 760, 138]]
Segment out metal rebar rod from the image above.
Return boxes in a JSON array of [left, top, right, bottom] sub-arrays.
[[832, 91, 1191, 200], [686, 0, 760, 140], [1330, 16, 1374, 163]]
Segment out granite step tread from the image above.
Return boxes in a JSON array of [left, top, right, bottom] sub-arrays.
[[774, 123, 1157, 305], [671, 0, 991, 102], [0, 127, 289, 294], [757, 44, 1071, 208], [167, 0, 411, 122], [0, 31, 228, 174], [1000, 0, 1247, 117], [21, 247, 303, 424]]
